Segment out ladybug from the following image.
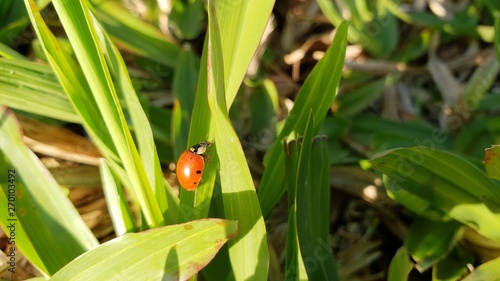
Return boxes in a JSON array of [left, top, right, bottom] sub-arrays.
[[176, 141, 212, 191]]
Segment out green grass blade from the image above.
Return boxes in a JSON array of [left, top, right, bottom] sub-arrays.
[[284, 120, 309, 280], [214, 0, 275, 106], [0, 42, 28, 59], [25, 0, 164, 228], [297, 135, 339, 280], [284, 205, 307, 280], [177, 41, 217, 223], [383, 174, 445, 220], [178, 0, 275, 221], [293, 112, 315, 278], [177, 0, 275, 220], [336, 76, 397, 118], [287, 112, 338, 280], [286, 209, 300, 281], [258, 21, 348, 217], [206, 1, 269, 279], [0, 107, 98, 275], [371, 147, 500, 241], [284, 138, 309, 281], [0, 58, 80, 123], [0, 153, 47, 274], [100, 159, 136, 236], [90, 0, 181, 69], [50, 219, 238, 281], [94, 19, 171, 223], [172, 47, 207, 224], [0, 55, 175, 167], [24, 0, 118, 162]]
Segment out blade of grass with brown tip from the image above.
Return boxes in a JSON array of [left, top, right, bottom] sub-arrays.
[[50, 219, 238, 281]]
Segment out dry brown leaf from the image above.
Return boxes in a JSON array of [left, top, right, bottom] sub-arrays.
[[17, 115, 101, 165]]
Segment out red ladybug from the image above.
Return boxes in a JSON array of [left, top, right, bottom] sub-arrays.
[[176, 141, 212, 191]]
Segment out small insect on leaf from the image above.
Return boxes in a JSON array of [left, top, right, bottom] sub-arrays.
[[176, 141, 212, 191]]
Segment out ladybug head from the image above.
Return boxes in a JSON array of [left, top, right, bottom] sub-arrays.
[[189, 141, 212, 155]]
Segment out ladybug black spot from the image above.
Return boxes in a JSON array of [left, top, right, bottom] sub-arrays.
[[196, 170, 202, 174]]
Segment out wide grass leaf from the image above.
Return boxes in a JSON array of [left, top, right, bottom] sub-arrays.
[[177, 0, 275, 223], [0, 58, 80, 123], [25, 0, 164, 228], [93, 19, 171, 224], [49, 219, 238, 281], [371, 146, 500, 242], [0, 107, 98, 275], [205, 1, 269, 279], [0, 56, 174, 167], [177, 42, 216, 224], [214, 0, 275, 106], [23, 0, 118, 163]]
